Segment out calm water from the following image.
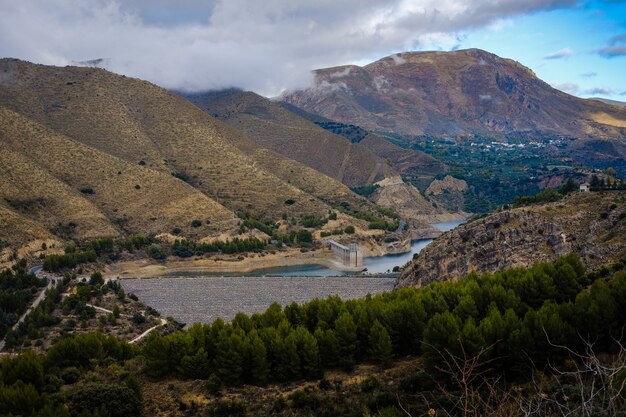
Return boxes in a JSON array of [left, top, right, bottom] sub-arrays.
[[251, 221, 464, 276]]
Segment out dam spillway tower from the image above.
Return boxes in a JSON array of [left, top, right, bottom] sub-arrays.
[[326, 240, 363, 268]]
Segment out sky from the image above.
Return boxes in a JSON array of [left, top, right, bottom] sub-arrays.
[[0, 0, 624, 98]]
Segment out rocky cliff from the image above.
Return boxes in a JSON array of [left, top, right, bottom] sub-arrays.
[[396, 191, 626, 288]]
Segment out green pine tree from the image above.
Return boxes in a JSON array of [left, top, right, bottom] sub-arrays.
[[368, 320, 393, 368], [247, 330, 270, 385], [213, 329, 245, 385], [294, 327, 320, 378], [334, 312, 358, 370]]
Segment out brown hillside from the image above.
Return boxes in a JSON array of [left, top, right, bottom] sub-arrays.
[[0, 59, 335, 223], [279, 101, 447, 179], [183, 89, 395, 187], [244, 148, 384, 218], [0, 106, 239, 241], [282, 49, 626, 144], [359, 133, 446, 179], [0, 202, 56, 248]]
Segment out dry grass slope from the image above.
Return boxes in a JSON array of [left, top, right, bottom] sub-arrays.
[[0, 59, 333, 224], [184, 90, 395, 187], [0, 106, 239, 242]]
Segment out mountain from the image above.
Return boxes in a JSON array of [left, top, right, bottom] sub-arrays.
[[281, 49, 626, 142], [182, 89, 445, 187], [0, 59, 384, 247], [279, 101, 447, 183], [396, 191, 626, 288], [183, 89, 457, 226], [589, 97, 626, 107]]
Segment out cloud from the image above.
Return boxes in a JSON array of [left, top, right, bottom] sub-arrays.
[[551, 82, 580, 94], [580, 72, 597, 78], [543, 47, 573, 60], [599, 45, 626, 57], [584, 86, 614, 95], [0, 0, 578, 95], [598, 33, 626, 58]]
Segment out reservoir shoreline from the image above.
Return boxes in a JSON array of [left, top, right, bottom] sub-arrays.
[[106, 221, 464, 279]]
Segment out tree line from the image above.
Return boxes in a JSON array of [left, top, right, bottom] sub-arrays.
[[141, 253, 626, 386], [2, 253, 625, 416]]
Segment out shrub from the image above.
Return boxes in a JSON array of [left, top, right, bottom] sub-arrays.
[[284, 199, 296, 205], [360, 375, 380, 392], [205, 374, 222, 395], [80, 187, 94, 194], [70, 383, 141, 417], [132, 313, 145, 325], [191, 219, 202, 228], [147, 244, 167, 260], [297, 230, 313, 244], [344, 225, 355, 234], [301, 214, 327, 228], [89, 272, 104, 286], [210, 400, 245, 417]]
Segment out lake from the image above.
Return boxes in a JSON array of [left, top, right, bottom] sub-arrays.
[[247, 220, 463, 276], [120, 221, 463, 324]]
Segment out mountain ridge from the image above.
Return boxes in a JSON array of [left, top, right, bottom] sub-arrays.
[[0, 58, 393, 249], [281, 48, 626, 143]]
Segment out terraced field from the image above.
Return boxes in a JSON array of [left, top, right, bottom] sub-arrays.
[[121, 276, 394, 325]]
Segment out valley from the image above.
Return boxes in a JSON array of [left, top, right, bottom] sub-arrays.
[[1, 39, 625, 417]]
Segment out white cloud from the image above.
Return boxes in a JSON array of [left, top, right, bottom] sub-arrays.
[[551, 82, 580, 94], [584, 86, 614, 96], [543, 48, 573, 60], [390, 53, 406, 65], [0, 0, 577, 95]]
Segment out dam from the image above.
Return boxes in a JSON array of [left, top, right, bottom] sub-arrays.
[[325, 240, 363, 268]]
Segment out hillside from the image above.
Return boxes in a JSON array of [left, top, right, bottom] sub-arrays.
[[183, 89, 454, 229], [0, 106, 239, 246], [281, 49, 626, 147], [396, 191, 626, 288], [184, 89, 398, 187], [279, 100, 447, 182], [0, 59, 390, 248]]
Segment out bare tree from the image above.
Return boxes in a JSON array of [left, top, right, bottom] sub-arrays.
[[417, 339, 520, 417], [518, 331, 626, 417]]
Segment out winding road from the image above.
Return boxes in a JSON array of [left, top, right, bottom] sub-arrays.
[[1, 266, 166, 352], [85, 302, 167, 344], [0, 266, 53, 352]]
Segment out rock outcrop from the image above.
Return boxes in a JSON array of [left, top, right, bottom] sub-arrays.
[[396, 191, 626, 288], [425, 175, 468, 212]]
